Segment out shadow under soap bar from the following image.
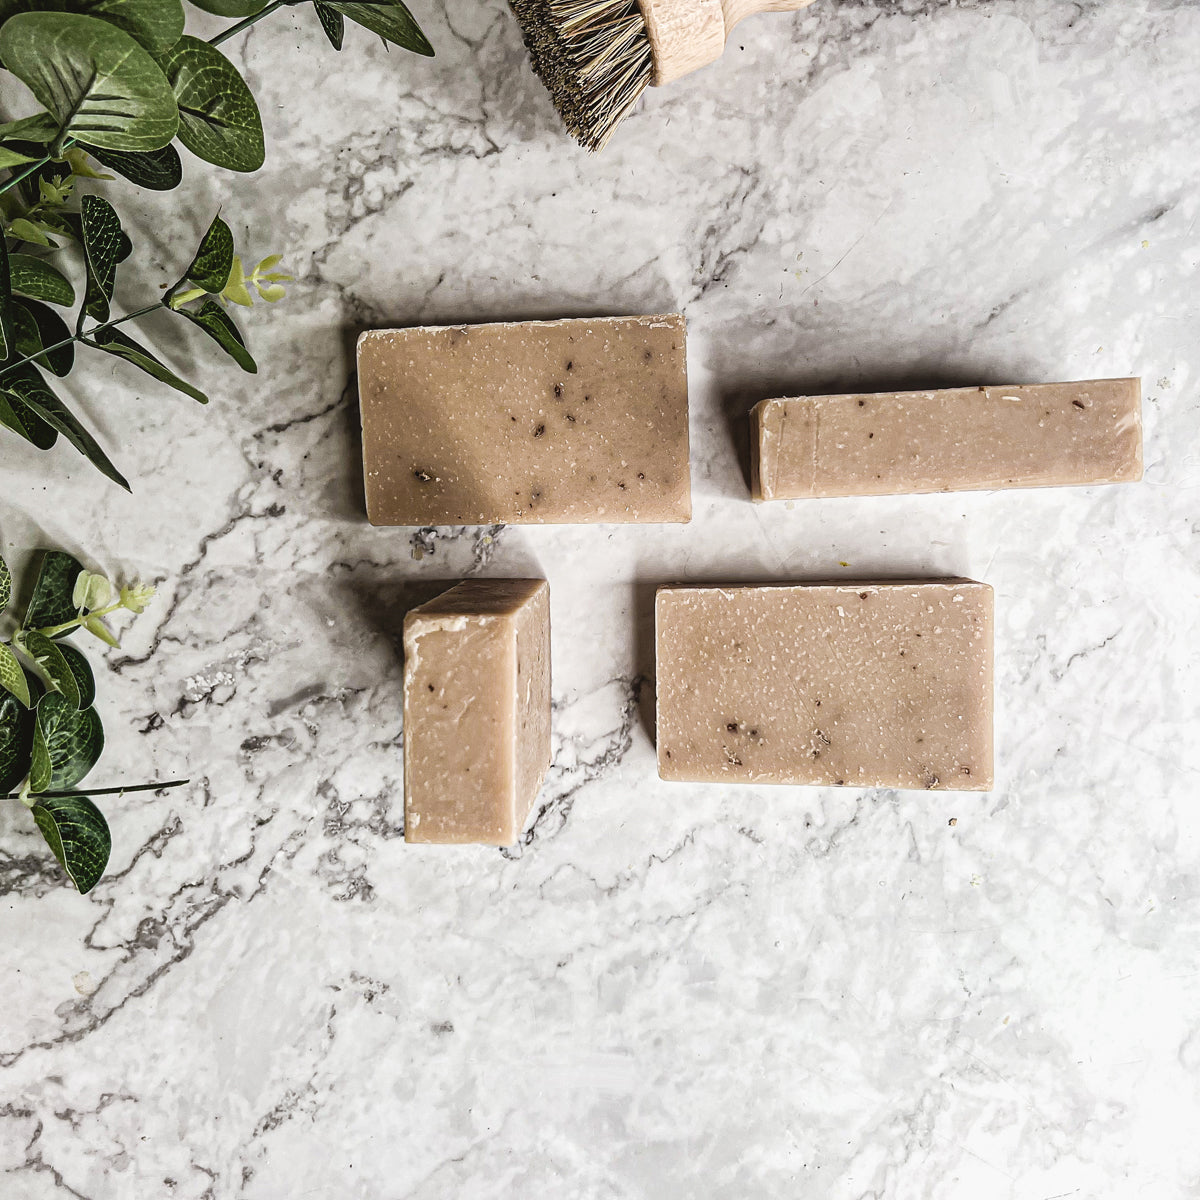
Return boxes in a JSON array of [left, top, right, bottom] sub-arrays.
[[360, 315, 690, 525], [656, 581, 993, 791], [404, 579, 551, 845], [752, 378, 1142, 500]]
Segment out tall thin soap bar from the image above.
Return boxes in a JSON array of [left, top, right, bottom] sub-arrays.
[[656, 581, 993, 791], [360, 315, 690, 525], [404, 579, 551, 844], [751, 378, 1142, 500]]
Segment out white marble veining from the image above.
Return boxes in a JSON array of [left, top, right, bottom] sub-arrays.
[[2, 1, 1200, 1195]]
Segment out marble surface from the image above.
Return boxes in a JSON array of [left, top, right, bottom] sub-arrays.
[[2, 0, 1200, 1195]]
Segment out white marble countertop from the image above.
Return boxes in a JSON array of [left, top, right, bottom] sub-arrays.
[[2, 1, 1199, 1196]]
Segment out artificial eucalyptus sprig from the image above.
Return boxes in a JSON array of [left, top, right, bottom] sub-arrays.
[[0, 202, 285, 487], [0, 0, 433, 487], [1, 549, 186, 894]]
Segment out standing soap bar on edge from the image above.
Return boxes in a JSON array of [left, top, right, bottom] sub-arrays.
[[359, 315, 690, 526], [404, 579, 551, 845], [751, 378, 1143, 500], [656, 581, 993, 791]]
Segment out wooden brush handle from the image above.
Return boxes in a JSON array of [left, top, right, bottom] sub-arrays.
[[640, 0, 818, 86]]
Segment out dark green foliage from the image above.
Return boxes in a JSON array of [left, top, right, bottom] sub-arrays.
[[0, 0, 433, 488], [0, 548, 180, 893]]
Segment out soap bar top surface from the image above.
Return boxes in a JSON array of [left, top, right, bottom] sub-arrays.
[[360, 315, 690, 525], [656, 581, 993, 791], [752, 378, 1142, 500], [403, 579, 551, 845]]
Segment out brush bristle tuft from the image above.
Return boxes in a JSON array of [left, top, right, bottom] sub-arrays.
[[509, 0, 653, 151]]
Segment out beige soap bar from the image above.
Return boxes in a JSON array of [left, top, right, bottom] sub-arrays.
[[751, 378, 1142, 500], [656, 581, 993, 791], [403, 579, 551, 844], [360, 315, 690, 525]]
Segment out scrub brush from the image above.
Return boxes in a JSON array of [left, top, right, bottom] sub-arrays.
[[508, 0, 818, 150]]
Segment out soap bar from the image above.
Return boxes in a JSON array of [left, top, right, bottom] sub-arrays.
[[360, 315, 691, 525], [656, 581, 993, 791], [403, 579, 551, 844], [751, 378, 1142, 500]]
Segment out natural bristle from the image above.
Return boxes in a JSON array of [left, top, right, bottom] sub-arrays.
[[509, 0, 653, 151]]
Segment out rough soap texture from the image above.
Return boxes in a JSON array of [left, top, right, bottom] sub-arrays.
[[403, 579, 551, 844], [360, 315, 690, 525], [752, 378, 1143, 500], [656, 581, 993, 791]]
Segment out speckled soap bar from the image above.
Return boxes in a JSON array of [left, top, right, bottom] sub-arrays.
[[751, 378, 1143, 500], [656, 581, 994, 791], [404, 579, 551, 845], [359, 315, 690, 525]]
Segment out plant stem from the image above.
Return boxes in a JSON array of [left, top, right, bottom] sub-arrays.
[[37, 598, 126, 639], [1, 779, 189, 801], [0, 300, 167, 382], [209, 0, 297, 47], [0, 137, 76, 199], [0, 152, 52, 199]]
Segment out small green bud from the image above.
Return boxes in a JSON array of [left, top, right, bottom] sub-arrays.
[[119, 582, 156, 615], [169, 287, 207, 311], [83, 615, 119, 647]]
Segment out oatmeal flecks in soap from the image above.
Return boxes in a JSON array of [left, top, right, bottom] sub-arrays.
[[404, 579, 551, 845], [751, 378, 1143, 500], [655, 581, 993, 791], [359, 315, 690, 525]]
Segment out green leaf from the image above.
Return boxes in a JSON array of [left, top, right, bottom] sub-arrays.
[[177, 298, 256, 372], [0, 234, 13, 360], [29, 712, 52, 789], [187, 0, 267, 13], [32, 793, 111, 893], [23, 550, 85, 631], [13, 298, 74, 376], [14, 629, 81, 710], [0, 146, 37, 169], [0, 554, 9, 612], [64, 145, 112, 179], [159, 36, 265, 173], [183, 214, 233, 293], [0, 642, 31, 707], [56, 641, 95, 709], [5, 217, 55, 247], [324, 1, 433, 55], [0, 111, 60, 143], [314, 2, 344, 49], [72, 571, 110, 610], [82, 142, 182, 190], [20, 0, 187, 56], [0, 365, 130, 489], [0, 13, 179, 152], [79, 194, 123, 321], [0, 390, 58, 448], [0, 687, 35, 791], [90, 326, 208, 404], [8, 254, 74, 306], [33, 691, 103, 790]]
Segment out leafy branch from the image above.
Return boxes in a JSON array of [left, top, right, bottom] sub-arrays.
[[0, 0, 433, 489], [0, 201, 287, 487], [1, 549, 185, 894]]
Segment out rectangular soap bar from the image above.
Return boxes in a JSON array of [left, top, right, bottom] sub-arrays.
[[403, 579, 551, 844], [656, 581, 993, 791], [360, 315, 691, 525], [751, 378, 1142, 500]]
